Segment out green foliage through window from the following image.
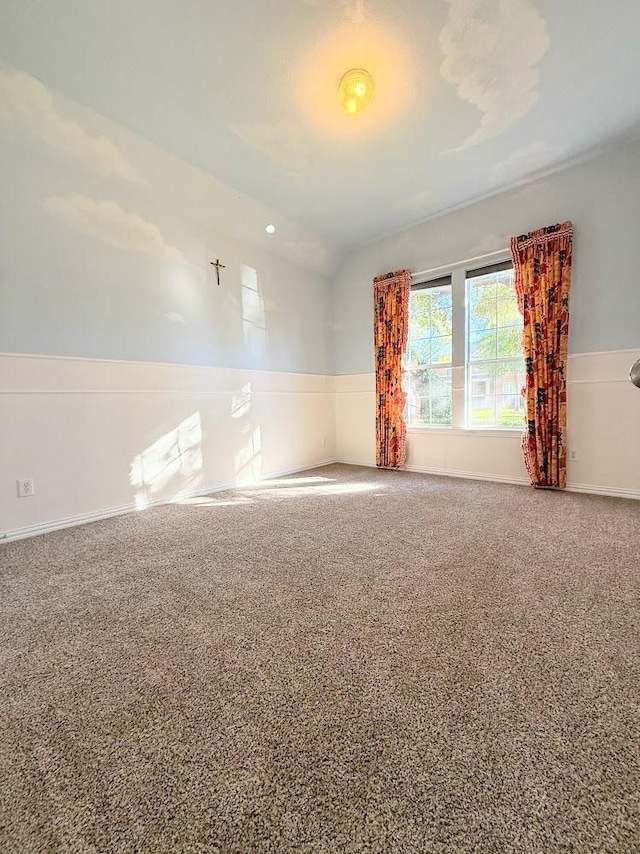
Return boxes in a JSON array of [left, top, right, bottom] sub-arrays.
[[467, 269, 525, 429], [407, 284, 453, 426], [405, 266, 525, 430]]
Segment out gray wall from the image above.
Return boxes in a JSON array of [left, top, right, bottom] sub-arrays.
[[2, 65, 639, 380], [333, 141, 640, 375], [0, 72, 332, 375]]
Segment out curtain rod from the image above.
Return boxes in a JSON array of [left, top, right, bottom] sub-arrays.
[[411, 248, 510, 280]]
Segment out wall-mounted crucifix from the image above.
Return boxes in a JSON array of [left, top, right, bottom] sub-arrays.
[[210, 258, 226, 286]]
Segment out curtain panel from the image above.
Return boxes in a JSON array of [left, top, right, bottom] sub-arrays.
[[373, 269, 411, 468], [511, 222, 573, 489]]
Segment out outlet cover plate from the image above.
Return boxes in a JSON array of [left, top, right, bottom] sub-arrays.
[[17, 478, 35, 498]]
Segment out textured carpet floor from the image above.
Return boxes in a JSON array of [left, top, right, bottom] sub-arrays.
[[1, 465, 639, 853]]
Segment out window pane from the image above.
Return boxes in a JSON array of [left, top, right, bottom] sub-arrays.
[[496, 281, 521, 325], [497, 395, 525, 428], [497, 326, 521, 359], [470, 361, 495, 391], [466, 266, 524, 429], [410, 285, 453, 340], [469, 397, 495, 426], [430, 366, 452, 396], [430, 397, 452, 425], [431, 335, 452, 364], [469, 363, 493, 427], [495, 359, 524, 384], [469, 329, 497, 361], [409, 336, 431, 367], [407, 283, 452, 427], [430, 290, 453, 336], [407, 367, 452, 426], [409, 291, 433, 339], [468, 280, 497, 331]]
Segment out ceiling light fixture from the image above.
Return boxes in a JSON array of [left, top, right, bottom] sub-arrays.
[[265, 224, 276, 234], [339, 68, 374, 116]]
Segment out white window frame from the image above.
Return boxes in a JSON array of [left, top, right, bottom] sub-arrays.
[[407, 252, 523, 436]]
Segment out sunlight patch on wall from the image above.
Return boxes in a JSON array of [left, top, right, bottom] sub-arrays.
[[241, 265, 268, 364], [235, 425, 263, 483], [231, 383, 252, 419], [43, 194, 187, 263], [130, 412, 203, 509], [0, 70, 144, 183], [440, 0, 550, 149]]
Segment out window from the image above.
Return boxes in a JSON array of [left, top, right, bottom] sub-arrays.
[[466, 263, 525, 428], [406, 256, 525, 430], [406, 277, 452, 426]]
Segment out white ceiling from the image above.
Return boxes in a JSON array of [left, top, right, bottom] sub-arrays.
[[2, 0, 640, 258]]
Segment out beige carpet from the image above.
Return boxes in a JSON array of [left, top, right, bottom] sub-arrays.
[[1, 464, 638, 852]]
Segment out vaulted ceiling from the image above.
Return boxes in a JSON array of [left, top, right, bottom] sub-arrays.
[[2, 0, 640, 258]]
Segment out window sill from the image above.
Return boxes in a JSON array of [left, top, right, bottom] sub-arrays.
[[407, 426, 523, 438]]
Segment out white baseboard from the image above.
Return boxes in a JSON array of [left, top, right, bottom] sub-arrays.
[[1, 458, 338, 544], [403, 463, 530, 486], [337, 458, 530, 486], [5, 458, 637, 544], [336, 459, 640, 499], [565, 483, 640, 500], [332, 458, 374, 469]]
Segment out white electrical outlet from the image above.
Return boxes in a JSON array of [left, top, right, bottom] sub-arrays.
[[569, 449, 578, 462], [17, 478, 35, 498]]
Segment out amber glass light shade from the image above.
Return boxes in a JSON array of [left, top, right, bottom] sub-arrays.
[[339, 69, 374, 115]]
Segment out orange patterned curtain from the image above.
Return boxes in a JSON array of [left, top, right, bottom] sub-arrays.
[[511, 222, 573, 489], [373, 269, 411, 468]]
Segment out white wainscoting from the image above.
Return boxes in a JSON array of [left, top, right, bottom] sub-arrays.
[[1, 353, 336, 542], [335, 350, 640, 499], [2, 349, 638, 542]]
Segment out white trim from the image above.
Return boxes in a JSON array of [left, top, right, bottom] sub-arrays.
[[567, 379, 631, 385], [0, 459, 339, 543], [569, 348, 640, 358], [336, 458, 529, 485], [6, 379, 631, 394], [403, 464, 529, 485], [0, 351, 329, 379], [4, 458, 637, 544], [330, 460, 640, 499], [565, 483, 640, 500], [411, 249, 509, 281], [3, 349, 637, 375], [407, 426, 522, 437], [1, 389, 333, 396], [333, 458, 375, 469]]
